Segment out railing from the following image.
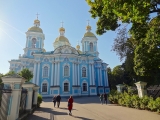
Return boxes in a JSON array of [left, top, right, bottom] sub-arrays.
[[19, 89, 27, 117], [0, 88, 12, 120], [147, 85, 160, 99]]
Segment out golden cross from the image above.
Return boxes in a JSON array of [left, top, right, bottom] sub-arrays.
[[61, 21, 64, 27], [87, 20, 90, 25], [36, 13, 40, 19]]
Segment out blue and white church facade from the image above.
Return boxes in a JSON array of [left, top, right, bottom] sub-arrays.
[[8, 18, 110, 97]]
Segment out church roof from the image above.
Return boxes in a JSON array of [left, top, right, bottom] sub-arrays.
[[54, 36, 70, 44], [28, 26, 43, 33], [84, 32, 96, 37]]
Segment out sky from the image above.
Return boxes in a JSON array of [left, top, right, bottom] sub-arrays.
[[0, 0, 122, 74]]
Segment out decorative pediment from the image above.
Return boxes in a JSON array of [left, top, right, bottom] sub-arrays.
[[54, 45, 78, 55]]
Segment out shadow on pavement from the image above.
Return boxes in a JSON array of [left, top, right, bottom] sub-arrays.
[[26, 107, 68, 120], [72, 115, 95, 120], [59, 107, 77, 111]]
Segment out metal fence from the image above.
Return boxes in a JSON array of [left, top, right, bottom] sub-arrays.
[[147, 85, 160, 99], [19, 88, 27, 117], [0, 88, 12, 120]]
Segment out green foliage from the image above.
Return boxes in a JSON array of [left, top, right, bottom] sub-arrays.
[[4, 71, 15, 76], [37, 94, 42, 107], [19, 68, 33, 82], [109, 90, 160, 113]]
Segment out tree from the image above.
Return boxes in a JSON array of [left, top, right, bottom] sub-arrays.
[[19, 68, 33, 82], [86, 0, 160, 35]]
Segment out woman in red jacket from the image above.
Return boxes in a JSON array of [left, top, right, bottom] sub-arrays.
[[68, 96, 73, 115]]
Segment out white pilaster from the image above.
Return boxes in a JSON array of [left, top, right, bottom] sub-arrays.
[[98, 68, 100, 86], [72, 63, 75, 85], [75, 63, 77, 85], [36, 62, 40, 86], [92, 64, 95, 85], [54, 62, 57, 85], [78, 63, 80, 85], [33, 62, 37, 84], [57, 62, 60, 85], [51, 62, 54, 86], [89, 64, 92, 85], [100, 67, 102, 86]]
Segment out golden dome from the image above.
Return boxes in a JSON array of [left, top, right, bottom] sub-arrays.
[[84, 32, 96, 37], [59, 27, 65, 32], [86, 25, 91, 30], [54, 36, 70, 43], [77, 50, 82, 54], [28, 26, 43, 33], [76, 45, 80, 50], [34, 19, 40, 24], [42, 48, 46, 52]]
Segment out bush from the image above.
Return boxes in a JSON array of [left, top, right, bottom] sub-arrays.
[[37, 94, 42, 107], [109, 89, 160, 113]]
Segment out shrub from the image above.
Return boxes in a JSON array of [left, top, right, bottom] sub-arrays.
[[37, 94, 42, 107], [130, 94, 140, 109], [139, 96, 150, 110]]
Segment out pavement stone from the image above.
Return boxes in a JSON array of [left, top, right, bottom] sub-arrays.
[[26, 96, 160, 120]]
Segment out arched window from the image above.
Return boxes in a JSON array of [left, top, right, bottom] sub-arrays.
[[64, 65, 69, 76], [82, 67, 86, 77], [83, 83, 87, 91], [64, 82, 69, 92], [31, 52, 34, 56], [90, 42, 93, 52], [32, 38, 36, 48], [43, 66, 48, 77], [42, 83, 47, 92]]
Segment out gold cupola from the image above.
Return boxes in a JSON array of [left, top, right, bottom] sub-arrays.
[[53, 22, 71, 49], [27, 16, 43, 33], [84, 20, 96, 37]]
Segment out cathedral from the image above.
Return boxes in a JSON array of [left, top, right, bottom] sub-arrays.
[[9, 17, 110, 97]]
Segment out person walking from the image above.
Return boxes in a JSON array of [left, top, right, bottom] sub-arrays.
[[103, 93, 108, 104], [68, 96, 73, 115], [56, 94, 61, 108], [99, 94, 103, 104], [52, 96, 57, 107]]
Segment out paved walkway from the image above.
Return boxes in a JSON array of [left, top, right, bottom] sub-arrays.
[[27, 96, 160, 120]]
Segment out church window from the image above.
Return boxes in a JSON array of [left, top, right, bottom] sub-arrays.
[[64, 83, 69, 92], [64, 57, 68, 62], [43, 66, 48, 77], [42, 83, 47, 92], [90, 42, 93, 52], [64, 65, 69, 76], [44, 58, 49, 62], [83, 83, 87, 91], [82, 67, 86, 77], [32, 38, 36, 48]]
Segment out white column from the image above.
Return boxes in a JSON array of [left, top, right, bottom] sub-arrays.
[[33, 62, 37, 84], [100, 67, 102, 86], [51, 62, 54, 86], [105, 70, 109, 86], [72, 63, 75, 85], [57, 62, 60, 85], [92, 64, 95, 85], [75, 63, 77, 85], [78, 63, 80, 85], [36, 62, 40, 86], [54, 62, 57, 85], [89, 64, 92, 85], [33, 87, 39, 105]]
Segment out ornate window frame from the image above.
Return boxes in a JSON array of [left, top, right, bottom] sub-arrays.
[[89, 42, 93, 52], [41, 80, 48, 94], [82, 80, 88, 92], [81, 65, 87, 78], [42, 64, 50, 78], [63, 63, 70, 77], [63, 79, 70, 93]]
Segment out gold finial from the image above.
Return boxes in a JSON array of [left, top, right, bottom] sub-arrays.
[[36, 13, 40, 19], [86, 20, 91, 30], [76, 40, 80, 50], [59, 21, 65, 32]]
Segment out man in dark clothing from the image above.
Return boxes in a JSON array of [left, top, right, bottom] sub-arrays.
[[56, 94, 61, 108], [103, 93, 108, 104]]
